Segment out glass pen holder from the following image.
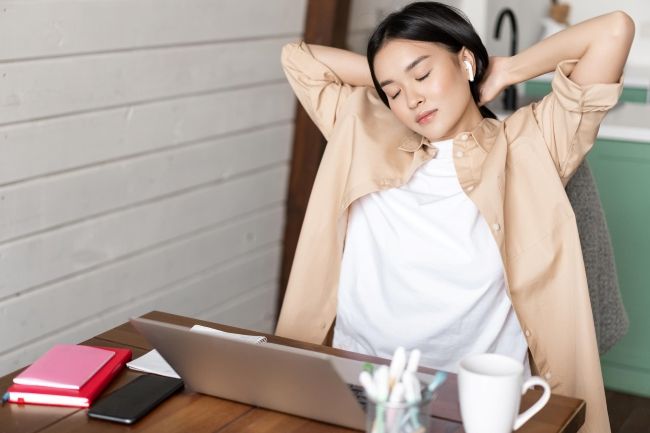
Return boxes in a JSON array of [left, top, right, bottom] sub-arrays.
[[365, 395, 434, 433]]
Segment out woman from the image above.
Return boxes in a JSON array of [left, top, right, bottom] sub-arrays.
[[276, 2, 633, 431]]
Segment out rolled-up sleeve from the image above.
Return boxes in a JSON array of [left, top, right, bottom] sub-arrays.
[[532, 60, 623, 184], [281, 41, 353, 141]]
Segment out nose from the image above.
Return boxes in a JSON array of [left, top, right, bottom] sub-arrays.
[[406, 89, 424, 110]]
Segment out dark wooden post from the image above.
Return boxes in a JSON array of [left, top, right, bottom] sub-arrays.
[[277, 0, 351, 317]]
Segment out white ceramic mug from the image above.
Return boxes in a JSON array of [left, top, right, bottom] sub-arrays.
[[458, 353, 551, 433]]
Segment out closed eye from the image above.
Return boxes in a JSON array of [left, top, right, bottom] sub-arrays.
[[389, 70, 429, 100]]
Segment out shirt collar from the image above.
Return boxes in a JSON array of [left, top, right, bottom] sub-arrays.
[[397, 117, 500, 153]]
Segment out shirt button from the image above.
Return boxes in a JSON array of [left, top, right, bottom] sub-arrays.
[[492, 223, 501, 232], [455, 150, 464, 158], [460, 133, 469, 141], [524, 329, 531, 337]]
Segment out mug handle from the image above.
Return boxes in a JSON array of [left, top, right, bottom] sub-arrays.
[[513, 376, 551, 430]]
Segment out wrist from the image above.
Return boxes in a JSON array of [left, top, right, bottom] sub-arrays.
[[501, 56, 521, 87]]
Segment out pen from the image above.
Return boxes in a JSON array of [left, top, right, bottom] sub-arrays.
[[373, 366, 390, 433], [388, 347, 406, 388], [405, 349, 421, 374], [386, 382, 405, 433], [401, 372, 421, 403], [422, 371, 447, 400], [359, 371, 376, 400], [388, 382, 404, 403], [374, 365, 390, 401], [400, 372, 422, 431]]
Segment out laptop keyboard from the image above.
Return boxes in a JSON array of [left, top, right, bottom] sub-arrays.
[[347, 383, 368, 410]]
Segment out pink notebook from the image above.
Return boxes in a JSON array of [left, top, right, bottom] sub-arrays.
[[13, 345, 115, 390]]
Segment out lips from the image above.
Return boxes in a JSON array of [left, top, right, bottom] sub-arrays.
[[416, 109, 437, 124]]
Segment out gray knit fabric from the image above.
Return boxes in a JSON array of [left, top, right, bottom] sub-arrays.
[[566, 160, 629, 354]]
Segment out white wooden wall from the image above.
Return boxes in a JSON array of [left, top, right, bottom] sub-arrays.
[[347, 0, 416, 53], [0, 0, 306, 376]]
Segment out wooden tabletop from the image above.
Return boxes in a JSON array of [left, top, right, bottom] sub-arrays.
[[0, 311, 585, 433]]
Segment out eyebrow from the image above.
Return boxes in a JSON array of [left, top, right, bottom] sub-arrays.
[[379, 55, 430, 87]]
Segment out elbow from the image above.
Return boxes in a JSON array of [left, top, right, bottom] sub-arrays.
[[280, 43, 293, 70], [281, 41, 300, 63], [609, 11, 635, 47]]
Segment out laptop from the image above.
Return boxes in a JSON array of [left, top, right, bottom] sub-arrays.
[[130, 317, 371, 429]]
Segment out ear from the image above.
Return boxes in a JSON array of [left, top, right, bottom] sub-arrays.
[[458, 48, 476, 78]]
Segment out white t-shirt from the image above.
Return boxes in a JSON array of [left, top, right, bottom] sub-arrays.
[[332, 138, 530, 374]]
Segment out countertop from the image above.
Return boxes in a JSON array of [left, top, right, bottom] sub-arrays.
[[530, 64, 650, 89], [489, 100, 650, 143], [598, 102, 650, 142]]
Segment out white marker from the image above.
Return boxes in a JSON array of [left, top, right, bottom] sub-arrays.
[[374, 365, 390, 402], [388, 347, 406, 387], [406, 349, 421, 373], [359, 371, 376, 400], [388, 382, 405, 403]]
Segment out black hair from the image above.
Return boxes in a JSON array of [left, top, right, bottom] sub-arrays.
[[367, 1, 497, 120]]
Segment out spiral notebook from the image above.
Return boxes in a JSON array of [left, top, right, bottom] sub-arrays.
[[127, 324, 267, 378]]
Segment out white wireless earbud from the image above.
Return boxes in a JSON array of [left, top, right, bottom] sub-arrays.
[[464, 60, 474, 82]]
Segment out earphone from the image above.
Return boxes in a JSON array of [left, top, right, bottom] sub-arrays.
[[463, 60, 474, 82]]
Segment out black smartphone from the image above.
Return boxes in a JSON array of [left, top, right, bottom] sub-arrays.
[[88, 374, 184, 424]]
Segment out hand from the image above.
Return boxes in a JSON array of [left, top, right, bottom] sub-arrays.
[[478, 56, 511, 106]]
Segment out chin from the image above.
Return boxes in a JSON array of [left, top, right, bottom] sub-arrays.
[[421, 124, 451, 142]]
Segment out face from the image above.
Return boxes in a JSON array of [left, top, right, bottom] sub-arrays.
[[373, 39, 481, 141]]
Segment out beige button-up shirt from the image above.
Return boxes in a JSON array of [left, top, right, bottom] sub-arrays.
[[276, 41, 622, 432]]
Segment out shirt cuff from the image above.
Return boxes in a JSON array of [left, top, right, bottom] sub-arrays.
[[551, 59, 623, 113]]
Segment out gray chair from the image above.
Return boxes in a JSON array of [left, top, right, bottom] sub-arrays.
[[566, 160, 629, 354]]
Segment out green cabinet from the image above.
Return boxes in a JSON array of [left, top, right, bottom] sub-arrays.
[[620, 87, 650, 104], [524, 80, 552, 99], [587, 138, 650, 397], [525, 80, 648, 103]]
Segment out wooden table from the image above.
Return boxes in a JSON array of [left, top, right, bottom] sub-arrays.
[[1, 311, 585, 432]]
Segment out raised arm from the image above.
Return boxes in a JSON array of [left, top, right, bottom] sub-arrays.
[[481, 11, 635, 104], [511, 11, 634, 84], [306, 44, 373, 87], [281, 41, 373, 140], [482, 11, 634, 185]]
